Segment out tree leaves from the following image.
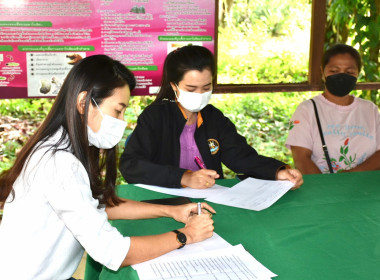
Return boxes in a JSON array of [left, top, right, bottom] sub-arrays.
[[326, 0, 380, 106]]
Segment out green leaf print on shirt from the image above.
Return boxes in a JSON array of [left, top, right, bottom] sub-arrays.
[[338, 138, 356, 171], [289, 120, 300, 130], [323, 138, 357, 173]]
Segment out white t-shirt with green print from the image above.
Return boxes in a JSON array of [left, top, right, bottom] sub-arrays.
[[286, 94, 380, 173]]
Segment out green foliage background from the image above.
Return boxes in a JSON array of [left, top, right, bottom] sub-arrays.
[[218, 0, 311, 84], [325, 0, 380, 103], [0, 99, 53, 170]]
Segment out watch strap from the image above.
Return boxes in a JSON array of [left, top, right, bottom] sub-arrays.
[[172, 229, 186, 249]]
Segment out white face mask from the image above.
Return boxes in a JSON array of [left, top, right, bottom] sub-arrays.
[[174, 83, 212, 113], [87, 98, 127, 149]]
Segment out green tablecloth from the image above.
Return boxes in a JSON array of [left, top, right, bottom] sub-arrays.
[[85, 171, 380, 280]]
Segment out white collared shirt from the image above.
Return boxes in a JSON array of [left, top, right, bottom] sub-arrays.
[[0, 128, 130, 279]]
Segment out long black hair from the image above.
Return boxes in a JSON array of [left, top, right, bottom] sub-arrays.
[[0, 55, 136, 206], [155, 45, 216, 102]]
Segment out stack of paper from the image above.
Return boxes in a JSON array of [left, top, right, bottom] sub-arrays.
[[133, 243, 277, 280], [132, 233, 232, 266]]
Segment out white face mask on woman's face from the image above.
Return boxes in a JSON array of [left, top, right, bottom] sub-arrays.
[[174, 84, 212, 112], [87, 98, 127, 149]]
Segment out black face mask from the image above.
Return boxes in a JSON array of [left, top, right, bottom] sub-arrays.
[[325, 73, 357, 97]]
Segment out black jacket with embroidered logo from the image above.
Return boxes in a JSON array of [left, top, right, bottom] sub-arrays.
[[119, 100, 285, 188]]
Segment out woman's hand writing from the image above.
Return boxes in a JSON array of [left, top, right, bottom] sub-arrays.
[[170, 202, 216, 223], [179, 211, 214, 244], [181, 169, 220, 189]]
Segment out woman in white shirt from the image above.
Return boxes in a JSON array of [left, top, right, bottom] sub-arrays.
[[0, 54, 215, 279], [286, 44, 380, 174]]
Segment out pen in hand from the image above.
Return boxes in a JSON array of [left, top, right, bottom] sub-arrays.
[[197, 202, 202, 215], [194, 156, 206, 169]]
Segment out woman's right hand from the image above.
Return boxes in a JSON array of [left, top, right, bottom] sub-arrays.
[[181, 169, 220, 189], [180, 211, 214, 244], [122, 208, 214, 266]]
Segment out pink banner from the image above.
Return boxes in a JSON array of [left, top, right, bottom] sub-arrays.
[[0, 0, 215, 98]]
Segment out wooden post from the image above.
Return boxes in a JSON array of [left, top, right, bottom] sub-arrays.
[[308, 0, 326, 86]]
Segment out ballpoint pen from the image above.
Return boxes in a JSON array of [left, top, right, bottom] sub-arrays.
[[197, 202, 202, 215], [194, 156, 206, 169]]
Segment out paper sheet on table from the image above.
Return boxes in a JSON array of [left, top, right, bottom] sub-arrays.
[[206, 178, 294, 211], [132, 232, 231, 269], [135, 183, 228, 198], [133, 244, 277, 280]]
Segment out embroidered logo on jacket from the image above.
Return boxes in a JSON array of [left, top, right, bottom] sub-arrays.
[[208, 139, 219, 155]]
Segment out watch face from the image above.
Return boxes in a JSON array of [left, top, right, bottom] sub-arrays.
[[177, 232, 187, 244]]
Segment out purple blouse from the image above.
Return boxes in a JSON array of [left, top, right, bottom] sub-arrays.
[[179, 122, 204, 171]]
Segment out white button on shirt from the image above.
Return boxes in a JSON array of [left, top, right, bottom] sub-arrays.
[[0, 128, 130, 279]]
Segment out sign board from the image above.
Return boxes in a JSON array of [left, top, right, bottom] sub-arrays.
[[0, 0, 216, 98]]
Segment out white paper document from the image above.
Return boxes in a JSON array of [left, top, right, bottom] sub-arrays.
[[206, 178, 294, 211], [132, 233, 232, 270], [135, 183, 228, 199], [133, 244, 277, 280]]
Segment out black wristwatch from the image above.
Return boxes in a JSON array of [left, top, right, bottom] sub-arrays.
[[172, 229, 187, 249]]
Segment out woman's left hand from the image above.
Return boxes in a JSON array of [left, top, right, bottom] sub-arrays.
[[170, 202, 216, 223], [277, 168, 303, 190]]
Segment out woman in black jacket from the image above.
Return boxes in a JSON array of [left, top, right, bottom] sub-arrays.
[[120, 46, 303, 189]]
